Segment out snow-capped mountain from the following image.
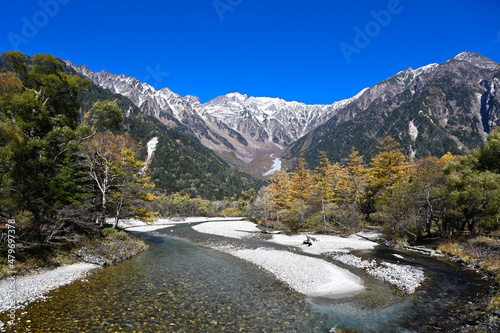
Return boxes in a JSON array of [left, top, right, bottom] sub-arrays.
[[66, 52, 498, 177], [285, 52, 500, 164], [201, 93, 355, 144], [65, 61, 209, 137], [66, 60, 360, 176]]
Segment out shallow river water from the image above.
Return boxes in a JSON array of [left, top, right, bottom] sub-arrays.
[[1, 223, 490, 332]]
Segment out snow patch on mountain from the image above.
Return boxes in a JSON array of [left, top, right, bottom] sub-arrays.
[[142, 137, 158, 173], [236, 154, 253, 164], [409, 120, 418, 141]]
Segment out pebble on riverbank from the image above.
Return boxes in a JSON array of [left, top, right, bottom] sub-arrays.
[[329, 253, 425, 294], [0, 263, 100, 314], [218, 247, 366, 297]]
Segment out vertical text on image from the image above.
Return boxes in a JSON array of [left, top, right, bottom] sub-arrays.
[[4, 219, 17, 325]]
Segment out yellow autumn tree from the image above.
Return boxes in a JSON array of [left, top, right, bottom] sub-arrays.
[[264, 169, 292, 222], [289, 158, 313, 202], [369, 137, 415, 199], [324, 162, 348, 202], [341, 148, 371, 211]]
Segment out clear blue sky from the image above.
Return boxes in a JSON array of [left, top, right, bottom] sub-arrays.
[[1, 0, 499, 104]]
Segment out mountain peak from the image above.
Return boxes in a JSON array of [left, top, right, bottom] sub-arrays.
[[454, 52, 483, 61], [226, 92, 248, 101], [453, 52, 498, 70]]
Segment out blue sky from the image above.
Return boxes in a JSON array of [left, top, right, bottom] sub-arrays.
[[1, 0, 499, 105]]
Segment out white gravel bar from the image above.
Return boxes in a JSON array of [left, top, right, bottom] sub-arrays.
[[270, 233, 378, 255], [192, 220, 260, 239], [117, 218, 174, 232], [331, 254, 425, 294], [0, 263, 99, 313], [118, 217, 246, 232], [223, 247, 365, 297]]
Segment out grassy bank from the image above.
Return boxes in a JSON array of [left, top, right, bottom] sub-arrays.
[[437, 236, 500, 315], [0, 229, 149, 280]]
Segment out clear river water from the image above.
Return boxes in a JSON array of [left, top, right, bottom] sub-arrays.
[[1, 222, 490, 332]]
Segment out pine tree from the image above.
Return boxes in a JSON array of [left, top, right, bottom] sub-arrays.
[[290, 157, 313, 202], [342, 148, 370, 211], [369, 137, 414, 198]]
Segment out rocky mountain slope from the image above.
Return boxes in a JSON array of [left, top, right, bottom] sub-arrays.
[[67, 52, 499, 175], [66, 61, 358, 177], [284, 52, 500, 166], [67, 65, 262, 199]]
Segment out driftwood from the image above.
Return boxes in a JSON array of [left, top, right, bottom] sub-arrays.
[[260, 229, 282, 234]]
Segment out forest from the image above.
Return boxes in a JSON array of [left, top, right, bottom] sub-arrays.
[[1, 50, 499, 273], [246, 134, 500, 244], [0, 51, 158, 251]]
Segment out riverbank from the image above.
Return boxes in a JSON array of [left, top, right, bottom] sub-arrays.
[[0, 263, 99, 315], [0, 228, 149, 324], [3, 218, 498, 331], [190, 219, 427, 296], [189, 219, 499, 331], [435, 237, 500, 331], [0, 218, 233, 319]]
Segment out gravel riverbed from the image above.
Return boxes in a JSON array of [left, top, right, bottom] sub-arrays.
[[218, 246, 365, 296], [329, 253, 425, 294], [0, 263, 99, 314]]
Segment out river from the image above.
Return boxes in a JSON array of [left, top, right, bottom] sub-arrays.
[[0, 222, 490, 332]]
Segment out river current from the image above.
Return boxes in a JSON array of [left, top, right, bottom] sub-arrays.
[[0, 223, 490, 332]]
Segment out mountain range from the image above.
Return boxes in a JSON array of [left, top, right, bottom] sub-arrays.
[[67, 52, 499, 176]]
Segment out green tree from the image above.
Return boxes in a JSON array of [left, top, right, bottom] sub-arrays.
[[0, 52, 91, 243], [445, 129, 500, 235], [110, 147, 158, 228]]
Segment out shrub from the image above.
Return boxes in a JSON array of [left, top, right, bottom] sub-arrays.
[[103, 227, 117, 236], [218, 207, 244, 217], [304, 213, 325, 232], [116, 231, 128, 241]]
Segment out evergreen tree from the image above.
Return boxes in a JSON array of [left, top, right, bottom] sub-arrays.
[[0, 51, 91, 243], [445, 128, 500, 234]]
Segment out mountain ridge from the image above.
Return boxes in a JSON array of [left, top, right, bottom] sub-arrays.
[[283, 52, 500, 167], [66, 60, 359, 177], [67, 52, 499, 174]]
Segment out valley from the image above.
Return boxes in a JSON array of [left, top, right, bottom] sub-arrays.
[[67, 52, 500, 176]]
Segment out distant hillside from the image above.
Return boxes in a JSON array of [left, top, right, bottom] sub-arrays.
[[64, 63, 263, 200], [284, 52, 500, 167], [66, 61, 359, 177]]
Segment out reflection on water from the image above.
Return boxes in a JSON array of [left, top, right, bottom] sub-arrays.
[[0, 225, 490, 332]]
